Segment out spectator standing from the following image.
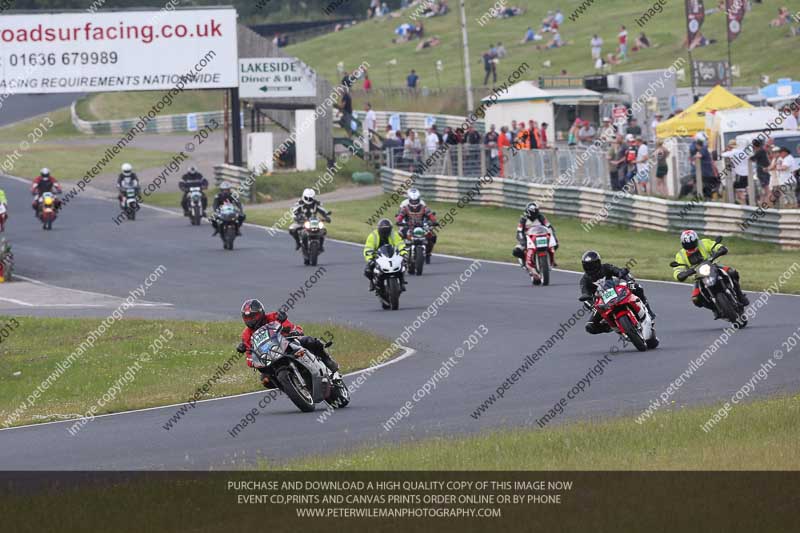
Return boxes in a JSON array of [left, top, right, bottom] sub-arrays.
[[655, 140, 671, 197], [496, 42, 507, 58], [590, 34, 603, 61], [528, 120, 541, 150], [750, 139, 772, 202], [481, 49, 497, 86], [425, 126, 440, 155], [783, 105, 798, 131], [403, 129, 422, 170], [539, 122, 549, 149], [771, 146, 798, 207], [618, 26, 628, 60], [578, 121, 596, 146], [339, 89, 354, 136], [407, 69, 419, 90], [363, 72, 372, 92], [607, 134, 623, 190], [567, 120, 579, 146], [498, 126, 511, 177], [635, 136, 650, 193], [721, 140, 750, 204], [690, 139, 718, 199], [626, 118, 642, 137], [484, 125, 500, 174]]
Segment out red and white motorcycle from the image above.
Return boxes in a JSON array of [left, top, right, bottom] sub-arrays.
[[523, 223, 556, 286]]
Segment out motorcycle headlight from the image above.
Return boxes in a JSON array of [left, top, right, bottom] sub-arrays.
[[318, 221, 325, 229], [697, 264, 712, 277], [303, 221, 311, 229]]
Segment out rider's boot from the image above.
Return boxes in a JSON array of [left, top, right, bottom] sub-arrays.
[[320, 237, 325, 253], [211, 221, 219, 236], [292, 232, 301, 251]]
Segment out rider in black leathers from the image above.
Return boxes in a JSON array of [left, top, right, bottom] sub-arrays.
[[179, 166, 209, 216], [579, 250, 656, 334], [289, 188, 331, 251], [211, 182, 246, 236]]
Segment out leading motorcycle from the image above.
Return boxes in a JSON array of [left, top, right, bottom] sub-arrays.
[[580, 276, 658, 352], [300, 217, 326, 266], [120, 186, 139, 221], [371, 244, 405, 310], [0, 239, 13, 282], [523, 223, 555, 286], [247, 321, 349, 413], [187, 186, 204, 226], [216, 203, 239, 250], [37, 192, 58, 230], [670, 236, 747, 326]]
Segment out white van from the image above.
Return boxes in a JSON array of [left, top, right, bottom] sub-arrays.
[[706, 107, 783, 157]]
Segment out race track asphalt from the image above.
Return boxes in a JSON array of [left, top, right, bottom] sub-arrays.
[[1, 102, 799, 470]]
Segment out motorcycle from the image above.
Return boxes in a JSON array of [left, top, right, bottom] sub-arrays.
[[670, 236, 747, 326], [0, 239, 13, 282], [580, 276, 658, 352], [404, 223, 431, 276], [187, 186, 204, 226], [216, 203, 239, 251], [121, 187, 139, 221], [38, 192, 58, 230], [0, 203, 7, 232], [300, 217, 326, 266], [524, 224, 555, 286], [372, 244, 405, 310], [248, 321, 349, 413]]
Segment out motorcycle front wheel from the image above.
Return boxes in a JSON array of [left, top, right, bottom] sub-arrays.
[[618, 314, 647, 352], [715, 292, 739, 322], [277, 368, 315, 412]]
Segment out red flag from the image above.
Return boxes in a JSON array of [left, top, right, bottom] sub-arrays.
[[726, 0, 746, 42], [685, 0, 706, 50]]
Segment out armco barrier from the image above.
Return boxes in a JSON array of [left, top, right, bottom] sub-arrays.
[[71, 101, 224, 135], [379, 167, 800, 248]]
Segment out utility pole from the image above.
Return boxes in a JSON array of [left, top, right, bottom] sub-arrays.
[[459, 1, 474, 113]]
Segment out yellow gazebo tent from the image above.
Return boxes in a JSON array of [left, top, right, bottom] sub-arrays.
[[656, 85, 752, 139]]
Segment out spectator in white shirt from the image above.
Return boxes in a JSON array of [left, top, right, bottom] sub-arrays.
[[783, 105, 799, 131], [722, 140, 752, 204], [578, 121, 596, 145], [635, 136, 650, 193], [425, 127, 440, 154], [590, 34, 603, 60], [771, 146, 798, 207]]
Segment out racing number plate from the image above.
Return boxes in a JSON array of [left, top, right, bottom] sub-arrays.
[[601, 287, 618, 303], [535, 236, 549, 247]]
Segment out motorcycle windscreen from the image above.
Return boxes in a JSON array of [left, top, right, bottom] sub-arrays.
[[377, 244, 395, 257]]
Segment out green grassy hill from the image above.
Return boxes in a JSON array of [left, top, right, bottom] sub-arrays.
[[288, 0, 798, 112]]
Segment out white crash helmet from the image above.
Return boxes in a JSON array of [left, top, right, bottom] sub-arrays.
[[693, 131, 708, 145], [301, 188, 316, 205], [40, 168, 50, 177], [407, 188, 421, 206], [680, 229, 699, 251], [121, 163, 133, 176]]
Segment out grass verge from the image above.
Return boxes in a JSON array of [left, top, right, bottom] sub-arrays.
[[0, 108, 83, 143], [143, 156, 374, 207], [0, 142, 178, 181], [0, 317, 391, 427], [245, 194, 800, 294], [272, 393, 800, 470], [74, 90, 224, 121]]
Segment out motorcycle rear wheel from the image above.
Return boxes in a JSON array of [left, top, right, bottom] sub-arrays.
[[618, 314, 647, 352], [277, 368, 315, 412]]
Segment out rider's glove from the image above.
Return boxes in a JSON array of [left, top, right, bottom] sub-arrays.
[[677, 270, 691, 282], [236, 342, 247, 354]]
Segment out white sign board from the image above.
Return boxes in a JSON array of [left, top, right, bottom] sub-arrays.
[[239, 57, 317, 99], [0, 8, 238, 94]]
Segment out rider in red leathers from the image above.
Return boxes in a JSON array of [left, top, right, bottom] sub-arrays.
[[31, 168, 62, 213], [396, 188, 438, 263], [513, 202, 557, 267], [236, 299, 340, 388]]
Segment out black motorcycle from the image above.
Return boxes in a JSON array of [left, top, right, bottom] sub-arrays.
[[300, 216, 328, 266], [187, 186, 204, 226], [247, 322, 349, 413], [671, 236, 748, 326], [216, 203, 239, 250], [404, 223, 431, 276]]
